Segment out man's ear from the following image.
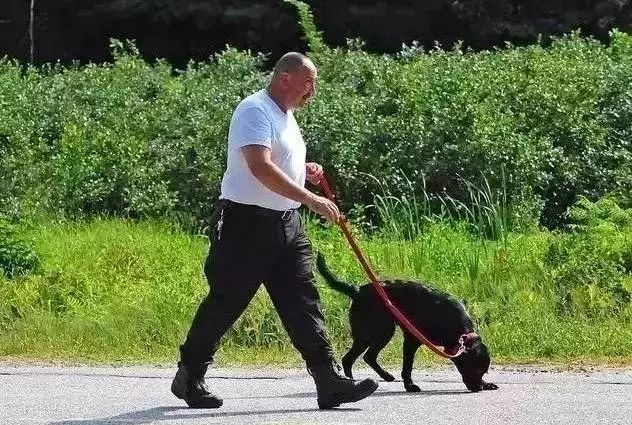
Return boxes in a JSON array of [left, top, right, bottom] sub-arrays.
[[279, 71, 291, 86]]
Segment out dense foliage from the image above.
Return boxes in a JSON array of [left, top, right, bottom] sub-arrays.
[[0, 218, 39, 278], [2, 28, 632, 229]]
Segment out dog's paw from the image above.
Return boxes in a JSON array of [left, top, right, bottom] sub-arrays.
[[482, 381, 498, 391], [404, 383, 421, 392], [380, 373, 396, 382]]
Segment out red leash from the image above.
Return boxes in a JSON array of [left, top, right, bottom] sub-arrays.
[[318, 176, 466, 359]]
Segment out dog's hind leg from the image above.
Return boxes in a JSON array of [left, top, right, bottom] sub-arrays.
[[342, 339, 369, 379], [401, 334, 422, 392], [362, 330, 396, 382]]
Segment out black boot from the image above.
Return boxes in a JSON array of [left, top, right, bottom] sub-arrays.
[[171, 362, 223, 408], [309, 362, 378, 409]]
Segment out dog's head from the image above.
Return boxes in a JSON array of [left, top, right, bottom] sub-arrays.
[[452, 334, 491, 392]]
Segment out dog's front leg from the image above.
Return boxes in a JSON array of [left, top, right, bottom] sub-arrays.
[[401, 335, 422, 392]]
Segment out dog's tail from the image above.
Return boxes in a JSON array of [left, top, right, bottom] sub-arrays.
[[315, 252, 359, 299]]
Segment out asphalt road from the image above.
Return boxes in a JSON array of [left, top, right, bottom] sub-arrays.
[[1, 364, 630, 424]]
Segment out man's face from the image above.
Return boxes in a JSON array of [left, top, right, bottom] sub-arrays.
[[283, 63, 317, 109]]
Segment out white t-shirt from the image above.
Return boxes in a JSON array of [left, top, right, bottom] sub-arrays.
[[220, 89, 306, 211]]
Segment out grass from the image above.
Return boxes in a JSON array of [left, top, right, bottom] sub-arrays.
[[0, 212, 630, 367]]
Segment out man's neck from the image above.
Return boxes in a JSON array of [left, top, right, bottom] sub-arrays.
[[265, 85, 290, 113]]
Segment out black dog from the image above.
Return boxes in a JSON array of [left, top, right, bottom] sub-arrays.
[[316, 253, 498, 393]]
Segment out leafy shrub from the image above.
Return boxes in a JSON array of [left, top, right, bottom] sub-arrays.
[[1, 3, 632, 230], [0, 219, 40, 278], [0, 43, 266, 229], [544, 197, 632, 316]]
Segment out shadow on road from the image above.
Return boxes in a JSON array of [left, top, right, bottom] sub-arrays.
[[367, 389, 470, 397], [49, 405, 359, 425], [224, 388, 469, 400], [278, 389, 469, 398]]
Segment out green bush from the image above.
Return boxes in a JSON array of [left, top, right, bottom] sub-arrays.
[[544, 197, 632, 316], [1, 5, 632, 229], [0, 43, 266, 230], [0, 219, 40, 278], [302, 30, 632, 229]]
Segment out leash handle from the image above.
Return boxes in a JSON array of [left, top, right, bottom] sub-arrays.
[[318, 175, 465, 359]]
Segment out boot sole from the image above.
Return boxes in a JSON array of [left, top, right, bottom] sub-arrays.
[[317, 380, 379, 409]]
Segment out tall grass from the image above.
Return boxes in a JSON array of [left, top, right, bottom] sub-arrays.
[[318, 176, 631, 365], [1, 207, 630, 365], [368, 170, 512, 294]]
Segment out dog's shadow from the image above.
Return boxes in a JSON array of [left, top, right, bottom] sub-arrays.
[[272, 388, 469, 399], [49, 405, 359, 425], [370, 389, 470, 397]]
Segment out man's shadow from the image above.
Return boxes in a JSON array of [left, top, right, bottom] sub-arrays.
[[48, 386, 467, 424], [49, 405, 359, 425]]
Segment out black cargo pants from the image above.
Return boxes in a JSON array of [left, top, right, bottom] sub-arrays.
[[179, 199, 335, 368]]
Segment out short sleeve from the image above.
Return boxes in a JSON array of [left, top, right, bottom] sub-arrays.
[[229, 106, 272, 150]]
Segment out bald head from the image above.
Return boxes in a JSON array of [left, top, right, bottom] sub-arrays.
[[268, 52, 317, 111], [272, 52, 315, 79]]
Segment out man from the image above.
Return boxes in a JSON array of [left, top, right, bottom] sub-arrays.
[[171, 52, 378, 410]]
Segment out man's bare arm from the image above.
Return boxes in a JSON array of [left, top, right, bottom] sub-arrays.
[[241, 145, 340, 222]]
